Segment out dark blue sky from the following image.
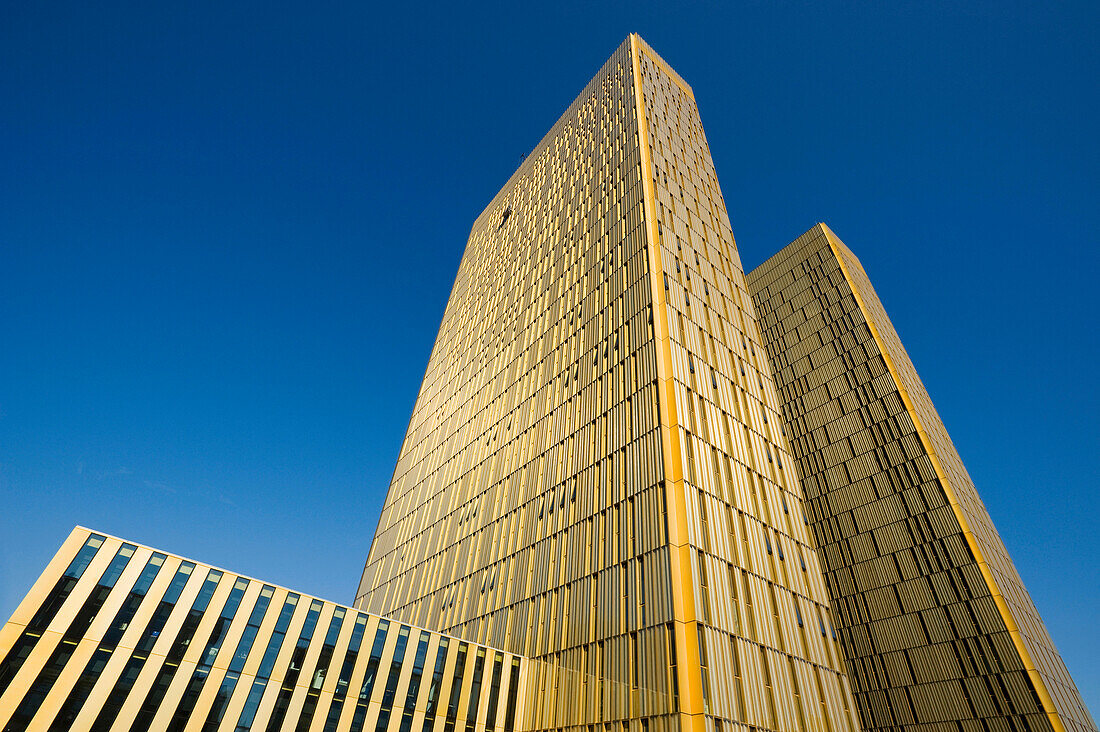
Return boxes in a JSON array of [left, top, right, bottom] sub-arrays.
[[2, 0, 1097, 711]]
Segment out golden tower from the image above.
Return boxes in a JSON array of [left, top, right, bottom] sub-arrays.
[[356, 37, 859, 732], [746, 224, 1096, 732]]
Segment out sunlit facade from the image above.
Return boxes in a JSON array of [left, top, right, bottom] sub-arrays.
[[355, 35, 858, 732], [0, 36, 1094, 732], [0, 527, 526, 732], [746, 224, 1097, 732]]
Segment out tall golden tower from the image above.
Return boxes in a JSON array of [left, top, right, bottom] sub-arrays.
[[356, 36, 859, 732], [747, 224, 1096, 732], [1, 31, 1090, 732]]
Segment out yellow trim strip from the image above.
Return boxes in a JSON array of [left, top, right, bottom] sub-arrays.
[[629, 33, 705, 730], [633, 37, 696, 101], [821, 225, 1065, 732]]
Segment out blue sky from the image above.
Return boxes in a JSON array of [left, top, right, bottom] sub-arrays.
[[2, 0, 1097, 712]]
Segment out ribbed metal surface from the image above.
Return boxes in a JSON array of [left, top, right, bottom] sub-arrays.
[[0, 527, 525, 732], [747, 224, 1096, 732]]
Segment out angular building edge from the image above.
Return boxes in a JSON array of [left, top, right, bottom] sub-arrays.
[[357, 33, 859, 732], [4, 34, 1088, 732], [1, 526, 531, 732], [818, 226, 1069, 732], [746, 224, 1097, 732], [629, 31, 703, 732]]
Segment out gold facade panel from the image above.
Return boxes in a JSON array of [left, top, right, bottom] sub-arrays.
[[357, 36, 678, 730], [747, 224, 1096, 732], [0, 528, 527, 732], [356, 34, 858, 732], [10, 35, 1074, 732]]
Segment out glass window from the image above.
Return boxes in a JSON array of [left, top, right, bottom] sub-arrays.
[[422, 638, 450, 732], [444, 642, 469, 732], [463, 648, 486, 732], [323, 613, 369, 732], [48, 553, 166, 730], [89, 561, 195, 732], [265, 600, 324, 732], [255, 594, 299, 680], [0, 534, 106, 697], [130, 569, 223, 732], [167, 577, 249, 731], [503, 659, 521, 732], [202, 585, 274, 731], [296, 608, 346, 732], [483, 653, 504, 731], [398, 632, 430, 732], [7, 543, 137, 729], [348, 618, 392, 732], [234, 679, 268, 732], [375, 626, 411, 732]]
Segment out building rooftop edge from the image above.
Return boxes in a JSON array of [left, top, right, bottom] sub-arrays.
[[468, 34, 695, 233], [64, 525, 518, 655], [745, 222, 833, 287]]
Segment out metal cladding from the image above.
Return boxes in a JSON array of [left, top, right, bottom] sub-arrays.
[[0, 528, 526, 732], [0, 528, 528, 730], [746, 224, 1096, 732], [1, 36, 1092, 732], [356, 35, 858, 732]]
